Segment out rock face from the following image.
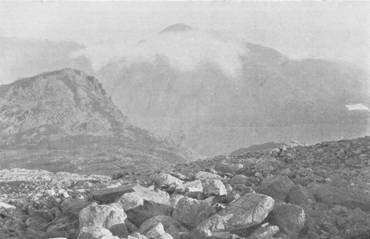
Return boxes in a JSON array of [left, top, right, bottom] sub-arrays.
[[0, 69, 192, 175]]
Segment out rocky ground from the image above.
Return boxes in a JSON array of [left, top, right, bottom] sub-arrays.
[[0, 136, 369, 239]]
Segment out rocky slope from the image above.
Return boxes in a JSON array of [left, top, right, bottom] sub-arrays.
[[0, 69, 192, 174], [1, 136, 369, 239]]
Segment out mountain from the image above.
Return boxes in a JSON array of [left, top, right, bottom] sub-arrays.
[[92, 24, 370, 155], [0, 69, 193, 174]]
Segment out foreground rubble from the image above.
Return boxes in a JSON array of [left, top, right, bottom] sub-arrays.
[[1, 137, 370, 239]]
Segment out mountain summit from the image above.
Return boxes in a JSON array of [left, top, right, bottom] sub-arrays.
[[0, 68, 126, 144]]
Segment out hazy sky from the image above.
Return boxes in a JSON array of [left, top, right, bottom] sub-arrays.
[[0, 1, 369, 67]]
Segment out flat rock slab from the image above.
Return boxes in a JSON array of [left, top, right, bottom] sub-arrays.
[[91, 184, 134, 204]]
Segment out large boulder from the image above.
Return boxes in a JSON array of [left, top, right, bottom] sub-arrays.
[[118, 185, 172, 226], [139, 215, 187, 239], [78, 226, 120, 239], [193, 193, 274, 238], [145, 223, 174, 239], [270, 203, 306, 239], [202, 179, 227, 197], [79, 202, 128, 237], [117, 192, 144, 211], [172, 197, 215, 228], [257, 175, 295, 201], [152, 173, 185, 193]]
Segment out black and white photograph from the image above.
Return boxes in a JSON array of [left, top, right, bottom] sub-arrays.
[[0, 1, 369, 238]]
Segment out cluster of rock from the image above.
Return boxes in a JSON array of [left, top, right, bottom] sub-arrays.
[[1, 137, 370, 239]]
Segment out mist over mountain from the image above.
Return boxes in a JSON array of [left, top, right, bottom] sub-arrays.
[[82, 24, 369, 155], [0, 24, 369, 156], [0, 37, 91, 83]]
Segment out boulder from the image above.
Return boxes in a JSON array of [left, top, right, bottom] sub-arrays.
[[91, 184, 134, 204], [128, 232, 148, 239], [215, 162, 244, 175], [194, 193, 274, 238], [172, 197, 215, 228], [145, 223, 173, 239], [60, 199, 90, 217], [0, 202, 16, 210], [78, 226, 120, 239], [152, 173, 185, 193], [247, 223, 280, 239], [229, 175, 250, 186], [195, 171, 222, 180], [202, 179, 227, 197], [120, 185, 172, 226], [169, 194, 185, 208], [270, 203, 306, 239], [79, 202, 128, 237], [257, 175, 295, 201], [184, 180, 203, 198], [117, 192, 144, 211], [287, 185, 312, 206], [139, 215, 187, 239]]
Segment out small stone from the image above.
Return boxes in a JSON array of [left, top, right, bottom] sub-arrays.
[[195, 171, 222, 180]]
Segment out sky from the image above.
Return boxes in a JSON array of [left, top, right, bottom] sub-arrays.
[[0, 1, 369, 68]]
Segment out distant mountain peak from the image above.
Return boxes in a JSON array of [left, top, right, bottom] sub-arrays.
[[160, 23, 193, 34], [0, 68, 127, 144]]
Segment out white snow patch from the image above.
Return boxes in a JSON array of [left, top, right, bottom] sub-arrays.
[[345, 103, 370, 111]]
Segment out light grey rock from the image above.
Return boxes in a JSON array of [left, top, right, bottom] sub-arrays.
[[78, 226, 120, 239], [193, 193, 274, 238], [79, 202, 128, 237]]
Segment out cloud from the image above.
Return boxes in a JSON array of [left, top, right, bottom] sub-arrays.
[[72, 28, 248, 78]]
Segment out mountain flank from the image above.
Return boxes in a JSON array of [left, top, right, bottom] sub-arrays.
[[0, 69, 193, 175]]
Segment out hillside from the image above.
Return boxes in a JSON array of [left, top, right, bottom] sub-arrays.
[[0, 69, 193, 175], [0, 136, 369, 239]]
